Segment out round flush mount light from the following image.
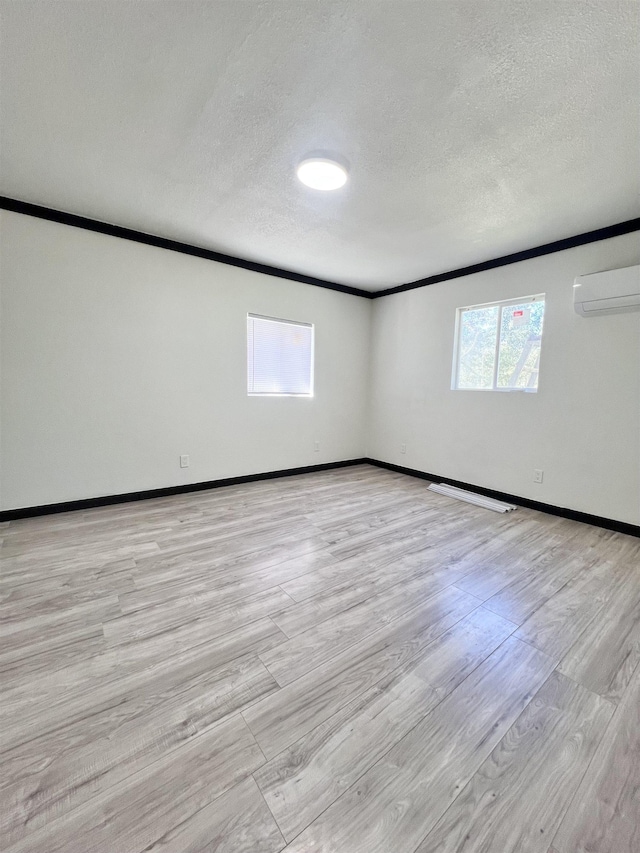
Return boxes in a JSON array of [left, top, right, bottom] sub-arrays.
[[296, 156, 348, 191]]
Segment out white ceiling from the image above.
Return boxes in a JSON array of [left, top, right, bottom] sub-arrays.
[[1, 1, 638, 291]]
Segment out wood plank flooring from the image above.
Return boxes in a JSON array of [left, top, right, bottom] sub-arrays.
[[1, 464, 638, 852]]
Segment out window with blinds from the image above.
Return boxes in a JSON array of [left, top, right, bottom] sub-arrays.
[[247, 314, 314, 396]]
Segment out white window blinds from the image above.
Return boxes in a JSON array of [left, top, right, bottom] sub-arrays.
[[247, 314, 314, 396]]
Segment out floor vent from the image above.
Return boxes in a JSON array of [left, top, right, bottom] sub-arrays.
[[428, 483, 517, 513]]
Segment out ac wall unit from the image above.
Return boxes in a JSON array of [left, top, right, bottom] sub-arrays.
[[573, 264, 640, 317]]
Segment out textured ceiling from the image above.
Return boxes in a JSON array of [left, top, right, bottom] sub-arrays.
[[1, 1, 638, 291]]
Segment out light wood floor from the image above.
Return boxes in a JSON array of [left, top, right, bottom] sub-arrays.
[[1, 464, 639, 853]]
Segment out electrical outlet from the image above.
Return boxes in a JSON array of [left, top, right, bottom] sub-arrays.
[[401, 443, 407, 454], [314, 441, 320, 452], [533, 469, 543, 484], [180, 455, 189, 468]]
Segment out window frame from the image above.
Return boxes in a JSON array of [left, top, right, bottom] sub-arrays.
[[247, 313, 315, 398], [451, 294, 545, 393]]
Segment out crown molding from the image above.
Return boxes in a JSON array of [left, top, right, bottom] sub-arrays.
[[0, 196, 372, 298], [2, 195, 638, 299]]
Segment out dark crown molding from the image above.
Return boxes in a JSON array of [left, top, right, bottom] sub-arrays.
[[2, 196, 638, 299], [0, 196, 372, 299], [372, 218, 640, 297]]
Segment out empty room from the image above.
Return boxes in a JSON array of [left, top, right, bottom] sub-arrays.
[[1, 1, 639, 852]]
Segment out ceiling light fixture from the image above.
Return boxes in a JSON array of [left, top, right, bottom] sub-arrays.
[[296, 156, 348, 191]]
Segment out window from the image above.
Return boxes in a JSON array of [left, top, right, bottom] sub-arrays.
[[247, 314, 314, 396], [452, 295, 545, 391]]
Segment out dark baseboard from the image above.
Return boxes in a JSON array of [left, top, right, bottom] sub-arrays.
[[0, 459, 367, 521], [2, 456, 638, 538], [365, 458, 640, 538]]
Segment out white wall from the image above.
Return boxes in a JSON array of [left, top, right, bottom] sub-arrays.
[[368, 233, 640, 525], [2, 211, 638, 526], [0, 211, 371, 510]]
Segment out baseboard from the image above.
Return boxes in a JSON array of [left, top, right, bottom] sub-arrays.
[[3, 456, 638, 538], [0, 459, 368, 521], [365, 458, 640, 538]]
